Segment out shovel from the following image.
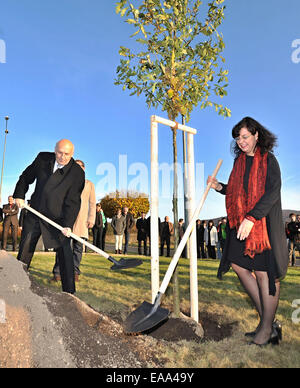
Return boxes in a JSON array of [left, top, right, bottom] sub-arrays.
[[124, 159, 223, 334], [23, 204, 143, 271]]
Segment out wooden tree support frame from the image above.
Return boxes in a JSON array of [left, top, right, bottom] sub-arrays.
[[150, 115, 199, 322]]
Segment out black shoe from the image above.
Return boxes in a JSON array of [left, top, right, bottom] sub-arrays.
[[248, 329, 279, 347], [245, 320, 282, 340]]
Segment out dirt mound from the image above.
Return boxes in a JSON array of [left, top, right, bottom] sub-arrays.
[[0, 252, 235, 368], [147, 312, 236, 343]]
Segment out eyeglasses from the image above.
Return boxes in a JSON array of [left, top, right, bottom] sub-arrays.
[[234, 134, 252, 143]]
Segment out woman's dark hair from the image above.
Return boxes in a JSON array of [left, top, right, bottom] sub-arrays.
[[231, 117, 277, 158]]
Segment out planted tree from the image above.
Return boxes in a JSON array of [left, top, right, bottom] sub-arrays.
[[115, 0, 230, 316]]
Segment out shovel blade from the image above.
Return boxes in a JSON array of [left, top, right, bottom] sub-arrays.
[[124, 301, 170, 334], [110, 258, 143, 271]]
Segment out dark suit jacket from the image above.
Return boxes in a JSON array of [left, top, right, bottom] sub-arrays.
[[136, 217, 148, 241], [93, 210, 104, 229], [13, 152, 85, 249], [124, 212, 135, 233], [3, 203, 19, 226]]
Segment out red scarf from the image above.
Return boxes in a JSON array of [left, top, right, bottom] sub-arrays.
[[226, 148, 271, 258]]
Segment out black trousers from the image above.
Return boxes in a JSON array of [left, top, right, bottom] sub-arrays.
[[160, 235, 171, 257], [124, 231, 130, 254], [207, 243, 216, 259], [92, 227, 104, 250], [53, 238, 86, 276], [2, 221, 18, 250], [138, 238, 147, 255], [17, 213, 75, 294], [197, 242, 207, 258]]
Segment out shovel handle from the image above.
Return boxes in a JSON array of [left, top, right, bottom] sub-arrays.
[[159, 159, 223, 295], [23, 204, 111, 260]]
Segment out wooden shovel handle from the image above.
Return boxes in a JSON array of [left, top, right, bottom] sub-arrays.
[[23, 204, 111, 259]]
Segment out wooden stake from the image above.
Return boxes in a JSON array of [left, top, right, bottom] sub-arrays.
[[150, 116, 160, 303]]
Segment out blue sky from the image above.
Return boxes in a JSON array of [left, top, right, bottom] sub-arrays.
[[0, 0, 299, 220]]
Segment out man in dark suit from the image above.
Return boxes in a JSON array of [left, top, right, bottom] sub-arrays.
[[13, 139, 85, 294], [92, 203, 105, 249], [136, 212, 148, 255], [122, 206, 134, 255], [160, 216, 174, 257], [2, 196, 19, 251]]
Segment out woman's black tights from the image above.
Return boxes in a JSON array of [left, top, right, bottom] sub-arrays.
[[232, 263, 280, 345]]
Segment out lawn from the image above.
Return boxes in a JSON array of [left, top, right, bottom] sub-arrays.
[[24, 251, 300, 368]]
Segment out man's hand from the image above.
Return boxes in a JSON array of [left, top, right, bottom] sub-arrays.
[[15, 198, 25, 208], [61, 227, 72, 238], [237, 218, 254, 240]]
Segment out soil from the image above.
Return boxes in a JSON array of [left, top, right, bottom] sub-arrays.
[[0, 252, 236, 368], [147, 312, 236, 343]]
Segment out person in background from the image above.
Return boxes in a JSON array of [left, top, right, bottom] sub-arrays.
[[178, 218, 186, 258], [122, 207, 135, 255], [136, 212, 148, 255], [160, 216, 174, 257], [52, 160, 96, 282], [111, 208, 126, 254], [2, 196, 19, 251], [287, 213, 300, 267], [204, 220, 218, 259], [216, 220, 223, 259], [202, 220, 208, 258], [93, 203, 107, 250], [219, 217, 227, 253]]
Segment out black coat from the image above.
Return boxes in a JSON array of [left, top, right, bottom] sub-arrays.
[[124, 212, 135, 232], [136, 217, 148, 241], [93, 210, 104, 229], [218, 152, 289, 281], [13, 152, 85, 249]]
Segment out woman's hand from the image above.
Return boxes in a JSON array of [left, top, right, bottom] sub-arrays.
[[207, 176, 222, 191], [237, 218, 254, 240]]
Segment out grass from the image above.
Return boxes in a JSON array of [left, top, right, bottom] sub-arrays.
[[17, 250, 300, 368]]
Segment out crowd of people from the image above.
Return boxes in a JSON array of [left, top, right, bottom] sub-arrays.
[[2, 195, 299, 268], [285, 213, 300, 267]]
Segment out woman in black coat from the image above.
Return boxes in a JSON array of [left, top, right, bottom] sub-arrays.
[[208, 117, 288, 347]]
